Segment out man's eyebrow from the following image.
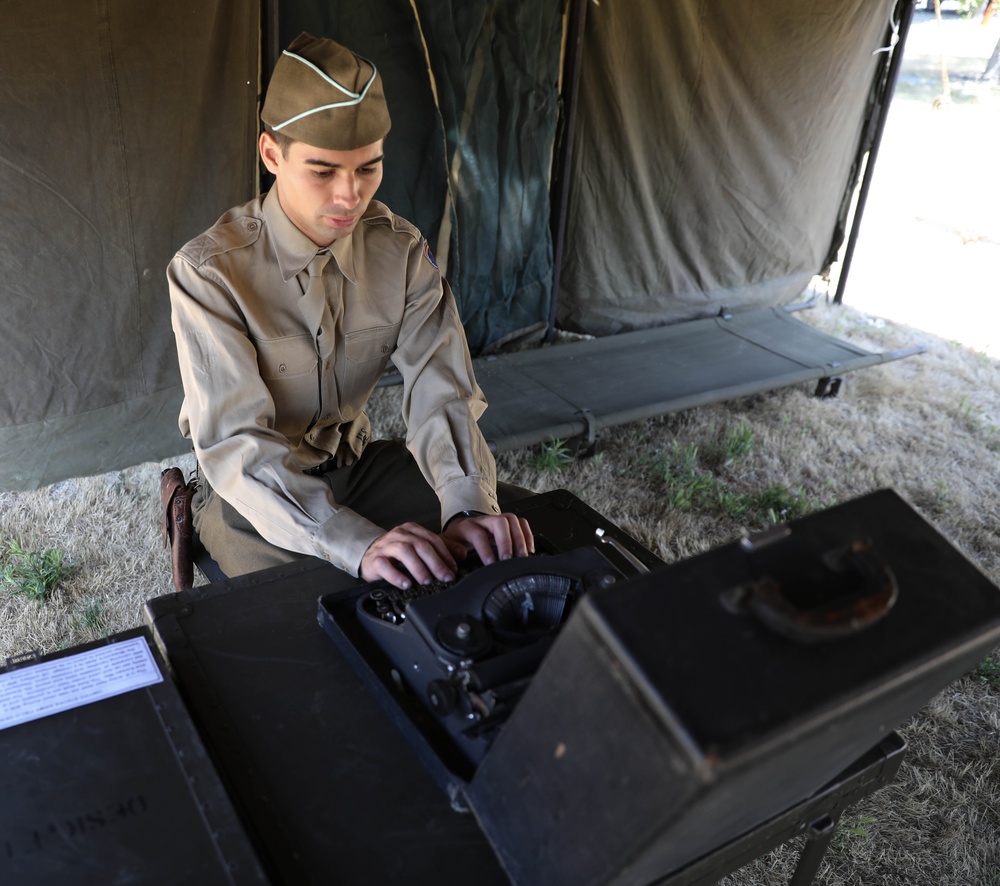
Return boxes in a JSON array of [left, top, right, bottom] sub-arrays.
[[304, 154, 385, 170]]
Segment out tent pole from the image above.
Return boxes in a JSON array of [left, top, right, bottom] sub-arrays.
[[833, 0, 915, 305], [545, 0, 589, 343]]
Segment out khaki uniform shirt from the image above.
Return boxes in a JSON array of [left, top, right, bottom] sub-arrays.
[[168, 189, 499, 575]]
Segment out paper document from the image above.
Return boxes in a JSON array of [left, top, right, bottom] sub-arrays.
[[0, 636, 163, 731]]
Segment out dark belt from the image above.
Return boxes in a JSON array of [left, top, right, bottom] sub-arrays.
[[303, 458, 338, 476]]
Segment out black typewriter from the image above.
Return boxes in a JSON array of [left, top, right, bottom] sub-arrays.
[[319, 543, 624, 770]]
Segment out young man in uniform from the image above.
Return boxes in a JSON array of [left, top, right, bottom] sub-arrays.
[[168, 33, 533, 589]]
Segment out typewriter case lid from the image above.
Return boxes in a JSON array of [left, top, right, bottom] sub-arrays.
[[578, 488, 1000, 765]]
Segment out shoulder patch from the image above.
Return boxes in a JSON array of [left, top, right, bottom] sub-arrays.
[[423, 242, 439, 270]]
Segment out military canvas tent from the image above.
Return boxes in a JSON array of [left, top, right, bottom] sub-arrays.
[[0, 0, 915, 490]]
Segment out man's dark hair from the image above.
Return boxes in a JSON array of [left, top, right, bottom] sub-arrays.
[[262, 124, 390, 160], [263, 124, 295, 158]]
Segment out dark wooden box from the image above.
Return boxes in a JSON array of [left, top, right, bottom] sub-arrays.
[[0, 629, 265, 885], [466, 489, 1000, 885]]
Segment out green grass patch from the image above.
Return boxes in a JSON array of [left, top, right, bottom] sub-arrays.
[[956, 396, 984, 435], [931, 478, 954, 514], [703, 420, 755, 467], [529, 438, 574, 473], [971, 656, 1000, 691], [743, 483, 816, 524], [71, 598, 106, 632], [654, 430, 825, 526], [831, 815, 877, 853], [0, 538, 78, 603], [660, 442, 720, 511]]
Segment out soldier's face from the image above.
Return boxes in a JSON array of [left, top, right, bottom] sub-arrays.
[[260, 133, 384, 247]]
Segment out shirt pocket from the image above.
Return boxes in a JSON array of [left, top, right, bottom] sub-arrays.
[[256, 334, 317, 379], [255, 335, 319, 436], [341, 323, 401, 404]]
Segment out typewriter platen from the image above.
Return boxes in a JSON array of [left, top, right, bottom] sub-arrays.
[[322, 543, 625, 768]]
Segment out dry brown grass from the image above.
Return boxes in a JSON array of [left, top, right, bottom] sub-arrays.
[[2, 295, 999, 884]]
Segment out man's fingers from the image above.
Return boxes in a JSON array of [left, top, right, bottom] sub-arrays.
[[361, 523, 458, 588], [492, 513, 533, 559], [367, 556, 417, 590], [441, 535, 469, 561], [362, 515, 534, 590], [484, 513, 534, 560], [513, 516, 534, 556], [444, 513, 535, 563]]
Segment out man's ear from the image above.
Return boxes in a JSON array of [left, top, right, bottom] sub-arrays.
[[259, 131, 282, 175]]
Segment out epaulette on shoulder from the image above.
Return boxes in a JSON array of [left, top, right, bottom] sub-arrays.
[[178, 216, 264, 267], [362, 201, 420, 243]]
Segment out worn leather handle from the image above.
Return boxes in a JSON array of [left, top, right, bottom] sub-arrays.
[[743, 540, 898, 644]]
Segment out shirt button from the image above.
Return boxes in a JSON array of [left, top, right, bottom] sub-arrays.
[[322, 413, 331, 421], [247, 220, 258, 231], [381, 345, 389, 354], [278, 363, 287, 373]]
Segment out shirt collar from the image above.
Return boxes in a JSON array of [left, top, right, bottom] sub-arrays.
[[263, 188, 358, 285]]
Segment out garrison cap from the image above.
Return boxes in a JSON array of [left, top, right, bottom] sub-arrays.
[[261, 32, 391, 151]]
